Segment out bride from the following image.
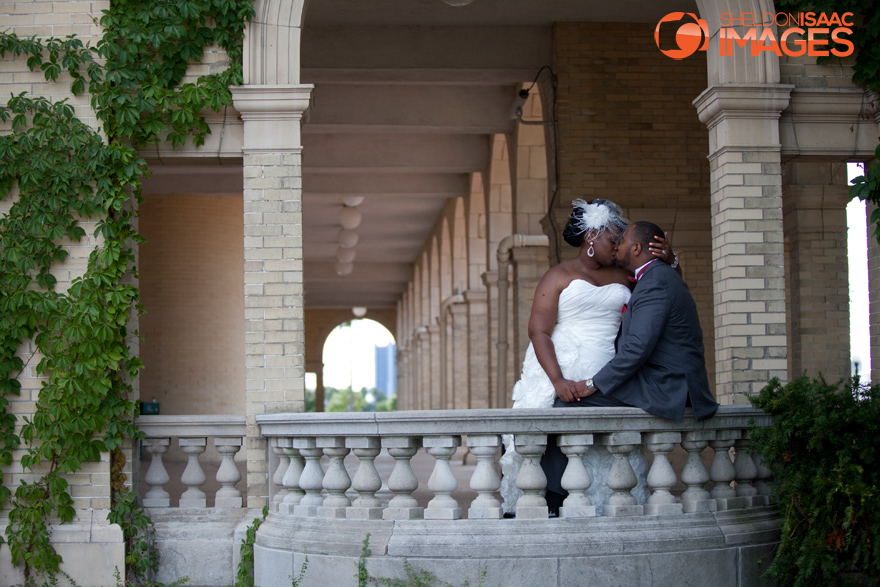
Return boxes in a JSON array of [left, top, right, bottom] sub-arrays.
[[499, 198, 675, 515]]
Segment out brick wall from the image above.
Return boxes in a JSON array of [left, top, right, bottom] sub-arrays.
[[138, 193, 246, 415]]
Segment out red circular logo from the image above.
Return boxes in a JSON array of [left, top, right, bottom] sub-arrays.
[[654, 12, 709, 59]]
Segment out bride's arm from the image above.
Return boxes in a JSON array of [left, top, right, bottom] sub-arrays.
[[528, 271, 580, 404]]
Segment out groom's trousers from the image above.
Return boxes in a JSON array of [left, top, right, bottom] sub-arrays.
[[540, 394, 633, 495]]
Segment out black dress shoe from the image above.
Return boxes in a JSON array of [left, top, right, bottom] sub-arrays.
[[503, 512, 516, 519], [546, 490, 565, 518]]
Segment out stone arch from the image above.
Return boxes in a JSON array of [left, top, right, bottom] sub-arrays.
[[694, 0, 781, 85], [245, 0, 308, 85], [509, 87, 550, 236], [429, 235, 441, 324], [451, 197, 468, 294], [439, 216, 453, 302], [484, 135, 514, 271], [465, 173, 488, 291]]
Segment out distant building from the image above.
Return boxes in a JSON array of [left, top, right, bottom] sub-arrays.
[[375, 343, 396, 396]]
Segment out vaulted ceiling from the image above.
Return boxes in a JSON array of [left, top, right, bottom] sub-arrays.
[[143, 0, 697, 310]]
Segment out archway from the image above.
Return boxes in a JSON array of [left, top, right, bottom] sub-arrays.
[[314, 318, 397, 412]]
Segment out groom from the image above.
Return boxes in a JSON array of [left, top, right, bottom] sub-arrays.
[[541, 220, 719, 512]]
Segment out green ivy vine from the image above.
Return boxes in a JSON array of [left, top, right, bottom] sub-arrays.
[[776, 0, 880, 240], [0, 0, 254, 583]]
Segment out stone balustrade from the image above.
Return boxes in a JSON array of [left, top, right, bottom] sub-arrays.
[[137, 415, 247, 509], [256, 405, 772, 521]]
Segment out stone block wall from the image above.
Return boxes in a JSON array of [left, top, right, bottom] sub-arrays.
[[139, 193, 246, 415]]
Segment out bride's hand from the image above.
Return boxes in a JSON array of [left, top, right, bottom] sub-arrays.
[[648, 232, 675, 265], [552, 378, 580, 403]]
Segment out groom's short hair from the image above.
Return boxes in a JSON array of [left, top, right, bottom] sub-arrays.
[[630, 221, 665, 248]]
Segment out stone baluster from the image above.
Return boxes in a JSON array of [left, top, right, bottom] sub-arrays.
[[710, 430, 745, 510], [513, 433, 548, 519], [601, 432, 644, 517], [346, 436, 383, 520], [279, 441, 305, 515], [179, 438, 208, 508], [644, 432, 683, 516], [424, 435, 462, 520], [382, 436, 423, 520], [466, 435, 503, 519], [558, 434, 595, 518], [318, 437, 352, 518], [751, 451, 772, 506], [215, 437, 243, 508], [733, 431, 758, 506], [293, 437, 325, 517], [681, 430, 717, 513], [143, 438, 171, 508], [270, 438, 290, 512]]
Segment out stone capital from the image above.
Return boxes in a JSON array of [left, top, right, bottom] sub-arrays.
[[463, 289, 488, 304], [230, 84, 314, 152], [694, 84, 793, 155], [481, 270, 498, 289]]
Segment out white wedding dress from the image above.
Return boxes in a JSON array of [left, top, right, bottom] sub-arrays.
[[499, 279, 650, 515]]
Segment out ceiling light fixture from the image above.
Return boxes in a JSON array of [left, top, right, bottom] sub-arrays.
[[336, 247, 356, 264], [442, 0, 474, 5], [338, 228, 359, 248], [338, 205, 362, 230], [335, 261, 354, 276], [352, 307, 367, 318]]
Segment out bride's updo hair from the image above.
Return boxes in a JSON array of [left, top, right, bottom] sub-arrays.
[[562, 198, 629, 248]]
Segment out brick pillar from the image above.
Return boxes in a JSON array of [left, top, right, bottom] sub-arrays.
[[782, 162, 851, 381], [869, 204, 880, 383], [695, 85, 793, 404], [464, 290, 490, 409], [449, 302, 470, 409], [232, 84, 312, 508]]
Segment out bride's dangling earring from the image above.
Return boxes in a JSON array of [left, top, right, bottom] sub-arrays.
[[587, 242, 595, 257]]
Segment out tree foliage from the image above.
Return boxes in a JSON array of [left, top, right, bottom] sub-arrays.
[[750, 376, 880, 586], [0, 0, 254, 582]]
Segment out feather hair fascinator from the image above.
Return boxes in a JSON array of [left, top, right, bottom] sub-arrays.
[[570, 199, 612, 235]]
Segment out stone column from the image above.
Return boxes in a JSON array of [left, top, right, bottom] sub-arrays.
[[427, 324, 441, 409], [482, 271, 499, 408], [464, 290, 490, 409], [306, 359, 324, 412], [511, 245, 549, 381], [870, 204, 880, 384], [695, 85, 793, 404], [396, 346, 410, 411], [417, 327, 431, 411], [782, 162, 851, 381], [232, 84, 312, 508], [449, 302, 470, 409]]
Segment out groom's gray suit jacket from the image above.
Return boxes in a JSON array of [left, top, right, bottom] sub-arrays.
[[592, 260, 718, 422]]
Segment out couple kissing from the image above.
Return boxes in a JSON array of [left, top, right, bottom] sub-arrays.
[[499, 198, 719, 516]]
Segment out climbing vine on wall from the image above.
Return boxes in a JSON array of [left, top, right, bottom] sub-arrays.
[[776, 0, 880, 240], [0, 0, 254, 582]]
